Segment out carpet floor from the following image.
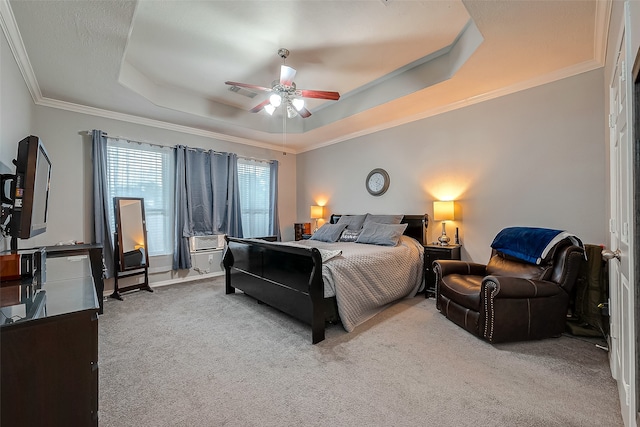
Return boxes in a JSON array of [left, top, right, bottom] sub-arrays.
[[98, 277, 622, 426]]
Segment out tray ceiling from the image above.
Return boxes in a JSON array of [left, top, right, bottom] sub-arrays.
[[3, 0, 608, 153]]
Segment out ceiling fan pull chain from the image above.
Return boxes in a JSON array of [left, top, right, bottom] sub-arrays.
[[282, 108, 287, 155]]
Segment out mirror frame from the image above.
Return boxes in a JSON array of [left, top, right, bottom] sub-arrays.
[[110, 197, 153, 300], [114, 197, 149, 272]]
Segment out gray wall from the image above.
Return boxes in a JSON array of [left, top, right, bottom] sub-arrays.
[[296, 69, 607, 262]]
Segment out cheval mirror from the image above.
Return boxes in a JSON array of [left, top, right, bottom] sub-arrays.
[[110, 197, 152, 300]]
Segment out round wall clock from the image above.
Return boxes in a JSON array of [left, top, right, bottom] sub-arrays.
[[366, 168, 390, 196]]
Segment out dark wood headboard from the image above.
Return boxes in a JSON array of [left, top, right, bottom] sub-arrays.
[[329, 214, 428, 245]]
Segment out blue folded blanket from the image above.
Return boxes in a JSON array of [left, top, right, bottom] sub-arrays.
[[491, 227, 583, 265]]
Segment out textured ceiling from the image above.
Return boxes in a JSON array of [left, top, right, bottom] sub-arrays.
[[3, 0, 608, 153]]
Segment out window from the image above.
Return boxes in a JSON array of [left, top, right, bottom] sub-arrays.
[[106, 138, 175, 256], [237, 158, 271, 238]]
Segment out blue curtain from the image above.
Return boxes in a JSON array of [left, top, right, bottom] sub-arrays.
[[185, 148, 214, 235], [269, 160, 281, 241], [211, 152, 230, 233], [173, 146, 191, 270], [173, 147, 244, 269], [210, 152, 242, 237], [91, 130, 115, 278]]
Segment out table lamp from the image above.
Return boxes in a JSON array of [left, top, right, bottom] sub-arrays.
[[433, 201, 455, 246], [310, 205, 324, 232]]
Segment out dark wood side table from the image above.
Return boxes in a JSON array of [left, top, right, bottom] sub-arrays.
[[423, 244, 461, 298], [294, 223, 311, 241]]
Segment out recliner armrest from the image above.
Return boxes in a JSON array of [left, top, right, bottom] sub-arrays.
[[433, 260, 486, 277], [482, 276, 564, 299]]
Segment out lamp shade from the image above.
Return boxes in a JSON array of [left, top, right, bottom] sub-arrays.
[[310, 205, 324, 219], [433, 201, 455, 221]]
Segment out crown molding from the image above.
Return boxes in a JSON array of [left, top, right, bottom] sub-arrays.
[[35, 97, 295, 154], [301, 59, 604, 153], [593, 0, 612, 65], [0, 0, 41, 102], [32, 59, 605, 156]]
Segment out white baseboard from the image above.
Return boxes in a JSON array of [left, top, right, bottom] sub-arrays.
[[101, 271, 224, 298], [152, 271, 225, 288]]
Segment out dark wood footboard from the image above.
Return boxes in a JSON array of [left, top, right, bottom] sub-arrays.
[[223, 214, 427, 344], [223, 237, 326, 343]]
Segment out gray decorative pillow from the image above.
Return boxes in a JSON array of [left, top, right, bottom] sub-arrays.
[[363, 214, 404, 226], [336, 214, 366, 230], [339, 229, 361, 242], [310, 223, 347, 243], [356, 222, 408, 246]]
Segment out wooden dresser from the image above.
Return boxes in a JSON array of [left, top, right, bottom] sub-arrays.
[[1, 255, 99, 426]]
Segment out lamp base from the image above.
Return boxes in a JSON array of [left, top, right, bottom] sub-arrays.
[[438, 222, 450, 246], [313, 219, 319, 233]]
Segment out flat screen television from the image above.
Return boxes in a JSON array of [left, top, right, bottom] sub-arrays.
[[8, 135, 52, 241]]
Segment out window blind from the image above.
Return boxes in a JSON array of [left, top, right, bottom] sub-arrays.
[[237, 158, 270, 238], [106, 138, 175, 256]]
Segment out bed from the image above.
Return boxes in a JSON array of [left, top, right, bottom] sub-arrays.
[[223, 214, 427, 343]]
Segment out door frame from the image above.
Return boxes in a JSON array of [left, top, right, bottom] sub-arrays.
[[633, 43, 640, 426], [609, 5, 637, 423]]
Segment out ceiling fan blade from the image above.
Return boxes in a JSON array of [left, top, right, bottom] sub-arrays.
[[297, 106, 312, 118], [225, 81, 272, 93], [297, 89, 340, 101], [280, 65, 296, 86], [249, 99, 271, 113]]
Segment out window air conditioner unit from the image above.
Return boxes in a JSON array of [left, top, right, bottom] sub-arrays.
[[190, 235, 224, 252]]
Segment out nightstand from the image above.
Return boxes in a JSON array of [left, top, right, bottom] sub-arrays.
[[423, 244, 461, 298], [294, 223, 311, 241]]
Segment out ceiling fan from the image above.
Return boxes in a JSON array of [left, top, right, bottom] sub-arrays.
[[225, 48, 340, 119]]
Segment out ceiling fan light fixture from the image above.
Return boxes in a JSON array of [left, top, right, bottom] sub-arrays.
[[264, 104, 276, 115], [269, 93, 282, 107], [226, 48, 340, 120], [286, 105, 298, 118], [291, 98, 305, 111]]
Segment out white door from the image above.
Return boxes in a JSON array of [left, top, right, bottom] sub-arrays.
[[608, 18, 636, 426]]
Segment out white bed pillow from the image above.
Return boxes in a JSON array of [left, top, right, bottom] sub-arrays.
[[310, 223, 347, 243], [356, 222, 408, 246]]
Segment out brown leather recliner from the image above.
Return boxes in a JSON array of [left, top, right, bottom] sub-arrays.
[[433, 240, 585, 343]]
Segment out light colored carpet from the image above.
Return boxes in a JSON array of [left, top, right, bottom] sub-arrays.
[[98, 277, 622, 426]]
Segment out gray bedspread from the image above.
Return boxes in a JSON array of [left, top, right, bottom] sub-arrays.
[[293, 236, 424, 332]]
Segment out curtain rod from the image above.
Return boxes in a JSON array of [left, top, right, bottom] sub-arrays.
[[107, 135, 173, 150], [85, 130, 274, 163], [238, 155, 274, 164], [84, 130, 171, 150]]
